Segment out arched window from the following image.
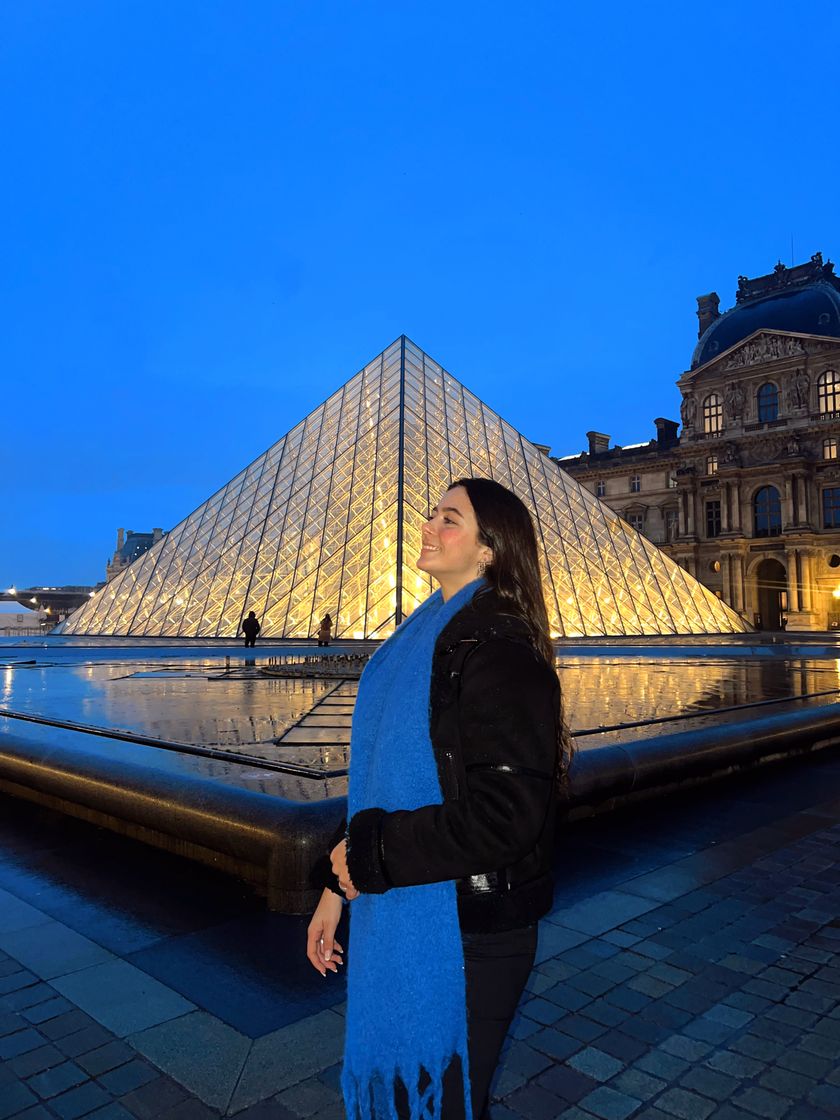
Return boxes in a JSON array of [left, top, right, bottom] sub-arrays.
[[706, 454, 718, 475], [823, 438, 838, 461], [757, 382, 779, 422], [754, 486, 782, 538], [818, 370, 840, 416], [703, 393, 723, 435]]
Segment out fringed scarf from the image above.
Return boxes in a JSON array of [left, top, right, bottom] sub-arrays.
[[342, 580, 483, 1120]]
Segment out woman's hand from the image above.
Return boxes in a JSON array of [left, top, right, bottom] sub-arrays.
[[330, 839, 359, 900], [306, 888, 345, 976]]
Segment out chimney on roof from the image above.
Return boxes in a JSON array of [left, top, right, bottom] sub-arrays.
[[116, 528, 125, 550], [152, 528, 163, 542], [654, 418, 679, 449], [586, 431, 611, 455], [696, 292, 721, 338]]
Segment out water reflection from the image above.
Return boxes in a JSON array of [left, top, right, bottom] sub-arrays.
[[1, 659, 334, 754], [3, 653, 840, 800], [559, 657, 840, 742]]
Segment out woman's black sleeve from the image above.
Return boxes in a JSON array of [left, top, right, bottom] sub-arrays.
[[311, 816, 347, 896], [346, 639, 558, 894]]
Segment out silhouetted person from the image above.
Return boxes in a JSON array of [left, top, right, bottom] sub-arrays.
[[241, 611, 261, 648], [317, 613, 332, 647]]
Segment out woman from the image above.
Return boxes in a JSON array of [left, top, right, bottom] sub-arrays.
[[306, 478, 571, 1120]]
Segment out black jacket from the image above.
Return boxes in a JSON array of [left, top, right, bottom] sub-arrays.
[[342, 589, 560, 933]]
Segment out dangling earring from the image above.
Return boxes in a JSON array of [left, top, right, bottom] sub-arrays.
[[477, 559, 487, 578]]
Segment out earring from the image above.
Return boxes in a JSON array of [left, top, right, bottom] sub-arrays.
[[477, 560, 487, 577]]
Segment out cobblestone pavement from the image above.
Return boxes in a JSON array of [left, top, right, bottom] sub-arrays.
[[1, 753, 840, 1119]]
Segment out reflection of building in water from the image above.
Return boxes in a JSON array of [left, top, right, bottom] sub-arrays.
[[57, 337, 744, 640], [561, 254, 840, 631], [84, 669, 334, 751], [559, 657, 839, 739]]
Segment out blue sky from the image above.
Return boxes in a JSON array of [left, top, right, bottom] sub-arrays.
[[2, 0, 838, 588]]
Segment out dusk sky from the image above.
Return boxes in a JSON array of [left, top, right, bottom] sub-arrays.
[[3, 1, 838, 590]]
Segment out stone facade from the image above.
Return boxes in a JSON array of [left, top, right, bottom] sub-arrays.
[[560, 255, 840, 631], [106, 526, 165, 582]]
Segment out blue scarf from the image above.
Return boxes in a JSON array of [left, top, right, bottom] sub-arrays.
[[342, 580, 483, 1120]]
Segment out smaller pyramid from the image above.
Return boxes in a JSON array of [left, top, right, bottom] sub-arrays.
[[58, 337, 747, 639]]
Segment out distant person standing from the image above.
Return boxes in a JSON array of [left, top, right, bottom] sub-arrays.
[[317, 613, 332, 647], [241, 611, 261, 648]]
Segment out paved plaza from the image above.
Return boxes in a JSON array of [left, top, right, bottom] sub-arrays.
[[1, 751, 840, 1120]]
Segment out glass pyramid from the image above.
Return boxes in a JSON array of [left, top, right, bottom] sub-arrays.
[[57, 337, 747, 639]]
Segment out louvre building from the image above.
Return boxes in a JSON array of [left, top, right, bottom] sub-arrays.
[[561, 253, 840, 631], [56, 337, 745, 640]]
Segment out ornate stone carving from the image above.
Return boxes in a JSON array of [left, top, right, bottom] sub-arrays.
[[723, 442, 741, 466], [680, 395, 696, 429], [724, 382, 745, 420], [744, 436, 786, 465], [722, 334, 806, 369], [785, 369, 810, 411], [784, 432, 803, 457]]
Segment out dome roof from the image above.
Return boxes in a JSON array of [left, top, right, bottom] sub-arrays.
[[692, 255, 840, 369]]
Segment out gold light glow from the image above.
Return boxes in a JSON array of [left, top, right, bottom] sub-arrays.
[[55, 337, 749, 641]]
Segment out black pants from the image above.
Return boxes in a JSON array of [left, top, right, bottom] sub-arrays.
[[397, 924, 538, 1119], [244, 636, 256, 647]]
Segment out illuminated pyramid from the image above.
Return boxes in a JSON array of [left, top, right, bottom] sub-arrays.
[[57, 337, 747, 639]]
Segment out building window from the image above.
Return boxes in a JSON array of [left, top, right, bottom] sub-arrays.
[[754, 485, 782, 537], [824, 438, 838, 461], [706, 500, 721, 538], [706, 455, 718, 475], [757, 382, 779, 422], [823, 488, 840, 528], [627, 512, 645, 533], [630, 475, 641, 493], [666, 473, 678, 489], [596, 480, 606, 498], [703, 393, 723, 435], [665, 509, 679, 541], [818, 370, 840, 416]]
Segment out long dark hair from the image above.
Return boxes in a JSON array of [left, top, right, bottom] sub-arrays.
[[452, 477, 574, 786]]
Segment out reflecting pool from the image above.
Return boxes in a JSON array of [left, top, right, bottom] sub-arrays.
[[2, 647, 840, 801]]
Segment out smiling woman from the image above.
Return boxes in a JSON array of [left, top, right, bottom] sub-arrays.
[[307, 477, 572, 1120], [417, 486, 493, 601]]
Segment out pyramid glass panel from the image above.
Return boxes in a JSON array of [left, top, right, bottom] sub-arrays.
[[57, 336, 748, 639]]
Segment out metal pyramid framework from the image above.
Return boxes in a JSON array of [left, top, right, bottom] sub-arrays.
[[58, 337, 747, 639]]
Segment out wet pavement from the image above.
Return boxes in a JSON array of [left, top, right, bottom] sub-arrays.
[[2, 747, 840, 1118]]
